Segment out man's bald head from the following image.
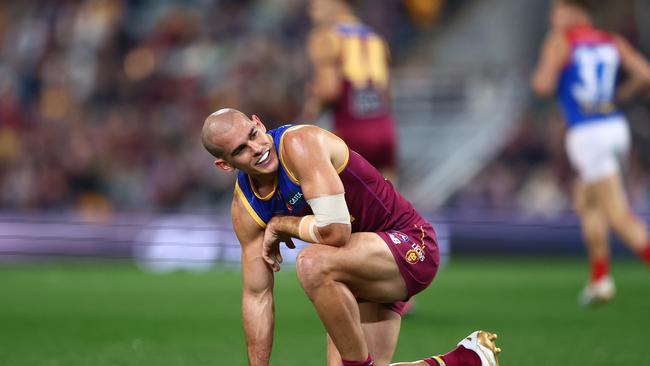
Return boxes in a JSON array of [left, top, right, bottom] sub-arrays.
[[201, 108, 249, 158]]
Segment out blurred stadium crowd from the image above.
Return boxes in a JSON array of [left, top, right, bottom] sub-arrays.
[[0, 0, 647, 219], [0, 0, 448, 214]]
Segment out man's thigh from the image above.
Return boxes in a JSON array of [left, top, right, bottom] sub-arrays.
[[304, 232, 409, 303]]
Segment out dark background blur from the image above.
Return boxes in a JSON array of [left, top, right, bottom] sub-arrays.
[[0, 0, 453, 214], [0, 0, 648, 263], [2, 4, 648, 365]]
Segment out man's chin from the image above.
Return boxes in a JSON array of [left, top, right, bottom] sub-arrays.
[[249, 162, 278, 175], [261, 163, 279, 174]]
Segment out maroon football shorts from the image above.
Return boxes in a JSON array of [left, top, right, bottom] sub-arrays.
[[377, 221, 439, 315]]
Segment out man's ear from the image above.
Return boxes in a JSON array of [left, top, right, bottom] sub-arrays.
[[215, 159, 234, 172], [251, 115, 267, 133]]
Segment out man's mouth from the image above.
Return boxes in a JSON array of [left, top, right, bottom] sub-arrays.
[[256, 150, 270, 165]]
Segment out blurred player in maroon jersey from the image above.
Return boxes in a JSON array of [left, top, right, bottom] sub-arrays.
[[302, 0, 398, 185], [301, 0, 420, 357], [531, 0, 650, 306], [201, 109, 500, 366]]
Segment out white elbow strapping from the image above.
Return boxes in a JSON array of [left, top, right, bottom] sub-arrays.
[[307, 193, 351, 227], [298, 216, 320, 243]]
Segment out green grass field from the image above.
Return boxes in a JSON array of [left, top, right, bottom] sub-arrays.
[[1, 258, 648, 366]]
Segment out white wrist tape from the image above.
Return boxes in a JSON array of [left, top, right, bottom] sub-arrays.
[[307, 193, 351, 227], [298, 216, 320, 243]]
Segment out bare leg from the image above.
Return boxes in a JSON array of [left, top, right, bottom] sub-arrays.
[[307, 276, 367, 361], [359, 303, 401, 366], [574, 181, 610, 263], [390, 331, 501, 366], [326, 333, 341, 366], [296, 233, 408, 363], [590, 173, 649, 251], [323, 303, 501, 366], [574, 179, 618, 305], [327, 303, 401, 366]]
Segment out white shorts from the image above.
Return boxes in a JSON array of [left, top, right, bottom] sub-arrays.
[[565, 116, 630, 184]]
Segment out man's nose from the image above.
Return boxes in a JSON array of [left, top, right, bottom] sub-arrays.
[[250, 142, 263, 155]]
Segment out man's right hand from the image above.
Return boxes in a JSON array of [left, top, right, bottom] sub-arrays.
[[262, 217, 296, 272], [232, 194, 277, 365]]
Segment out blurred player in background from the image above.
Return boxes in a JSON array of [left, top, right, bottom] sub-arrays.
[[201, 109, 500, 366], [302, 0, 417, 325], [302, 0, 398, 184], [531, 0, 650, 306]]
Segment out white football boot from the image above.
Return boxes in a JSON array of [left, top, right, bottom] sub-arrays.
[[457, 330, 501, 366], [578, 275, 615, 307]]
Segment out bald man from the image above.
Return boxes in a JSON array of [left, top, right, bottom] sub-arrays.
[[201, 108, 501, 366]]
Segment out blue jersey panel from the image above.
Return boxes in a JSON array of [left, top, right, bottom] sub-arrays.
[[558, 42, 621, 128], [235, 125, 311, 227]]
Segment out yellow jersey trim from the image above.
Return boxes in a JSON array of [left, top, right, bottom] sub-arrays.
[[279, 126, 305, 184], [247, 174, 276, 201], [336, 145, 349, 173], [432, 356, 446, 366], [234, 181, 267, 229]]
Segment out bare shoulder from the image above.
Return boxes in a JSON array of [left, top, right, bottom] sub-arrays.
[[281, 125, 326, 158], [281, 125, 347, 175], [307, 26, 340, 63], [282, 125, 345, 152], [284, 124, 324, 141], [538, 29, 569, 65], [545, 29, 568, 50]]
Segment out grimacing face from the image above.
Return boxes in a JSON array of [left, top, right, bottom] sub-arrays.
[[214, 115, 279, 176]]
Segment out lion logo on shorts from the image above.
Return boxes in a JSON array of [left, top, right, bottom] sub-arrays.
[[405, 249, 419, 264]]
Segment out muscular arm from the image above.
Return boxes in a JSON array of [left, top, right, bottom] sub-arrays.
[[284, 127, 350, 244], [232, 196, 275, 365], [263, 127, 351, 270], [531, 30, 569, 97], [614, 34, 650, 101]]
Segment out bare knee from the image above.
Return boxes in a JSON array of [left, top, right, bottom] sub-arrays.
[[608, 214, 625, 233], [296, 246, 333, 293]]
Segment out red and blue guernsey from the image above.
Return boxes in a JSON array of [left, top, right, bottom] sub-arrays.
[[234, 125, 440, 304], [558, 25, 622, 128]]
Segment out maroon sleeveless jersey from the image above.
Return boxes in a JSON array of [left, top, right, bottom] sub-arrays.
[[237, 125, 438, 313], [341, 149, 439, 307], [341, 149, 418, 232]]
